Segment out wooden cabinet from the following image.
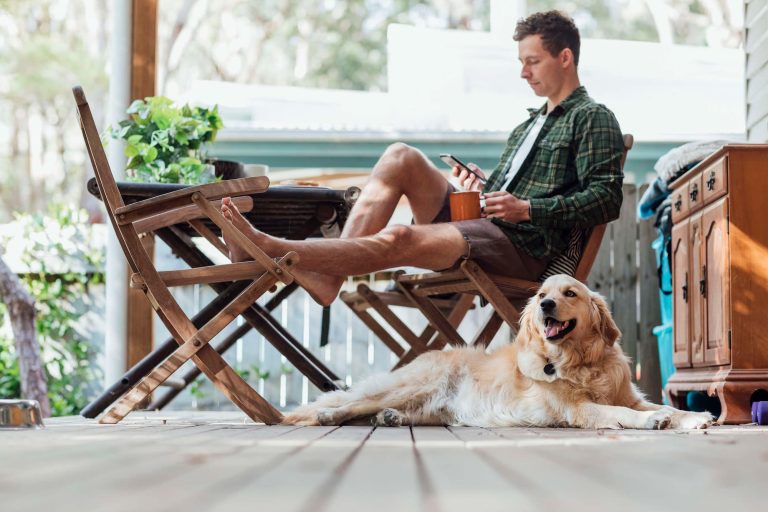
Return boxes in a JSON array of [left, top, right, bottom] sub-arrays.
[[666, 145, 768, 424]]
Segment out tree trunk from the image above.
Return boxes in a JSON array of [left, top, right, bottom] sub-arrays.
[[0, 252, 51, 417]]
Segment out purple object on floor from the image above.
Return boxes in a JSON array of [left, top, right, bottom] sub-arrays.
[[756, 402, 768, 426]]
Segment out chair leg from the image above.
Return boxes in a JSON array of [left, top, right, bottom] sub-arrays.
[[358, 285, 428, 354], [461, 260, 523, 328], [100, 270, 284, 425], [471, 311, 505, 348], [148, 321, 253, 410], [392, 293, 475, 370], [353, 309, 406, 358], [157, 227, 342, 392], [397, 284, 466, 349]]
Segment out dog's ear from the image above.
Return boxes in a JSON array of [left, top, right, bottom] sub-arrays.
[[516, 293, 540, 343], [590, 292, 620, 346]]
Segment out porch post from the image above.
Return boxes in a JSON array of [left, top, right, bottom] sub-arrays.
[[103, 0, 133, 387], [126, 0, 158, 370]]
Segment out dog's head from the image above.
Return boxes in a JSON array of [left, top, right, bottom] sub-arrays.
[[519, 274, 620, 348]]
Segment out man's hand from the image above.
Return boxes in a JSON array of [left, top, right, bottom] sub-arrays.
[[482, 191, 531, 223], [451, 163, 485, 192]]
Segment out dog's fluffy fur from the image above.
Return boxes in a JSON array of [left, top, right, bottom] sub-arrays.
[[283, 275, 713, 429]]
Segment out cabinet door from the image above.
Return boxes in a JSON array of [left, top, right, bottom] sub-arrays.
[[671, 219, 691, 368], [690, 213, 705, 365], [702, 197, 731, 365]]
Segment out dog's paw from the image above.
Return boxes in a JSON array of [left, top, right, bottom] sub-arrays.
[[671, 410, 715, 430], [644, 410, 673, 430], [372, 408, 404, 427], [317, 408, 337, 426]]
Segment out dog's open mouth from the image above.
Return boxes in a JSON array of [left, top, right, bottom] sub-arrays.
[[544, 317, 576, 341]]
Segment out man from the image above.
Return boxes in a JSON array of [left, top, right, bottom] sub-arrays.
[[222, 10, 625, 306]]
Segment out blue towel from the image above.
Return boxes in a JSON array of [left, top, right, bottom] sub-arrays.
[[637, 176, 670, 220]]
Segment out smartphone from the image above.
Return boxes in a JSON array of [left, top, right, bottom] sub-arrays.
[[439, 153, 487, 185]]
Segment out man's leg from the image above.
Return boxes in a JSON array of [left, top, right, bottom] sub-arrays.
[[341, 142, 454, 236], [222, 200, 467, 305], [225, 143, 454, 302]]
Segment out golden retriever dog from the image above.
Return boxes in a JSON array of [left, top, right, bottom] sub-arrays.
[[282, 274, 713, 429]]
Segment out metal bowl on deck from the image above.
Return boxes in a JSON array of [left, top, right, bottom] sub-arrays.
[[0, 399, 45, 429]]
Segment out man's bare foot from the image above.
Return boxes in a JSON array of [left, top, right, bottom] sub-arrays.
[[290, 269, 344, 307], [220, 197, 343, 306], [220, 197, 276, 262]]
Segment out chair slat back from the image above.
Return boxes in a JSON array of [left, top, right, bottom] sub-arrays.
[[572, 224, 606, 282], [73, 86, 139, 273], [539, 133, 634, 284], [568, 134, 635, 283], [73, 86, 198, 342]]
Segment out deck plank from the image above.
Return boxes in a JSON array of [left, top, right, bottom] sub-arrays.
[[1, 413, 767, 512], [319, 426, 425, 511], [450, 427, 637, 509], [1, 422, 306, 511], [412, 426, 538, 511], [208, 425, 374, 511]]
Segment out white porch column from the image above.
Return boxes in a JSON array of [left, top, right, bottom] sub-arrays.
[[103, 0, 132, 388]]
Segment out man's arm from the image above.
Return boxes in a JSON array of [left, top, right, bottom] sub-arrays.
[[527, 108, 624, 228]]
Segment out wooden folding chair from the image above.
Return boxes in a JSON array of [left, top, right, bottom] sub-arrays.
[[344, 135, 633, 368], [74, 85, 296, 424], [340, 271, 475, 367], [393, 223, 607, 367]]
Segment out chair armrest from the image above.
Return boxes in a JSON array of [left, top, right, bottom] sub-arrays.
[[114, 176, 269, 225], [133, 196, 254, 234]]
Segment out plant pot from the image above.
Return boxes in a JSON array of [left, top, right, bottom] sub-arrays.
[[208, 159, 245, 180]]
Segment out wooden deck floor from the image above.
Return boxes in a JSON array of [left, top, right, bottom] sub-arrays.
[[2, 411, 766, 512]]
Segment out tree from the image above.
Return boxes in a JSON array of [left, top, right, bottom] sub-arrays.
[[0, 0, 109, 222], [0, 250, 51, 417], [157, 0, 491, 96], [528, 0, 743, 47]]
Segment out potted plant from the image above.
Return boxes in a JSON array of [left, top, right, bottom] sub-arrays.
[[107, 96, 240, 184]]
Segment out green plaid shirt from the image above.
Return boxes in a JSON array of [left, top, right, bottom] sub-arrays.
[[485, 86, 624, 260]]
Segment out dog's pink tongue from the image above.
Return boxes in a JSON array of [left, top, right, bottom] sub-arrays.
[[545, 323, 560, 338]]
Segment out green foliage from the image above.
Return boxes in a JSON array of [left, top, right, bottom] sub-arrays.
[[0, 205, 104, 416], [160, 1, 491, 95], [107, 96, 224, 184], [528, 0, 719, 46]]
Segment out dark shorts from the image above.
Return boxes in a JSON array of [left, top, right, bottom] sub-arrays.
[[431, 187, 549, 280]]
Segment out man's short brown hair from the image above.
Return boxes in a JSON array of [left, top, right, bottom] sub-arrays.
[[514, 11, 581, 66]]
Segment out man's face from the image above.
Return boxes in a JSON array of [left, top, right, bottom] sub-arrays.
[[518, 34, 566, 98]]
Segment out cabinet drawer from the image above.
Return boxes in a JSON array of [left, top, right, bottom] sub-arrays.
[[671, 188, 689, 223], [702, 156, 727, 205], [687, 173, 704, 214]]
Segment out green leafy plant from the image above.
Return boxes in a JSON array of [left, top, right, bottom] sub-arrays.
[[0, 205, 104, 416], [107, 96, 224, 184]]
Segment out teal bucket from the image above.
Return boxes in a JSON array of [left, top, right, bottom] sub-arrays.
[[651, 235, 673, 325], [653, 323, 675, 404]]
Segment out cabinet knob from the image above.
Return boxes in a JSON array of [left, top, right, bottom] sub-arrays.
[[674, 196, 682, 211], [689, 183, 699, 202], [682, 272, 688, 302], [699, 266, 707, 297], [706, 171, 716, 191]]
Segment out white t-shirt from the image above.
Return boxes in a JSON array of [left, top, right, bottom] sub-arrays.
[[500, 112, 548, 190]]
